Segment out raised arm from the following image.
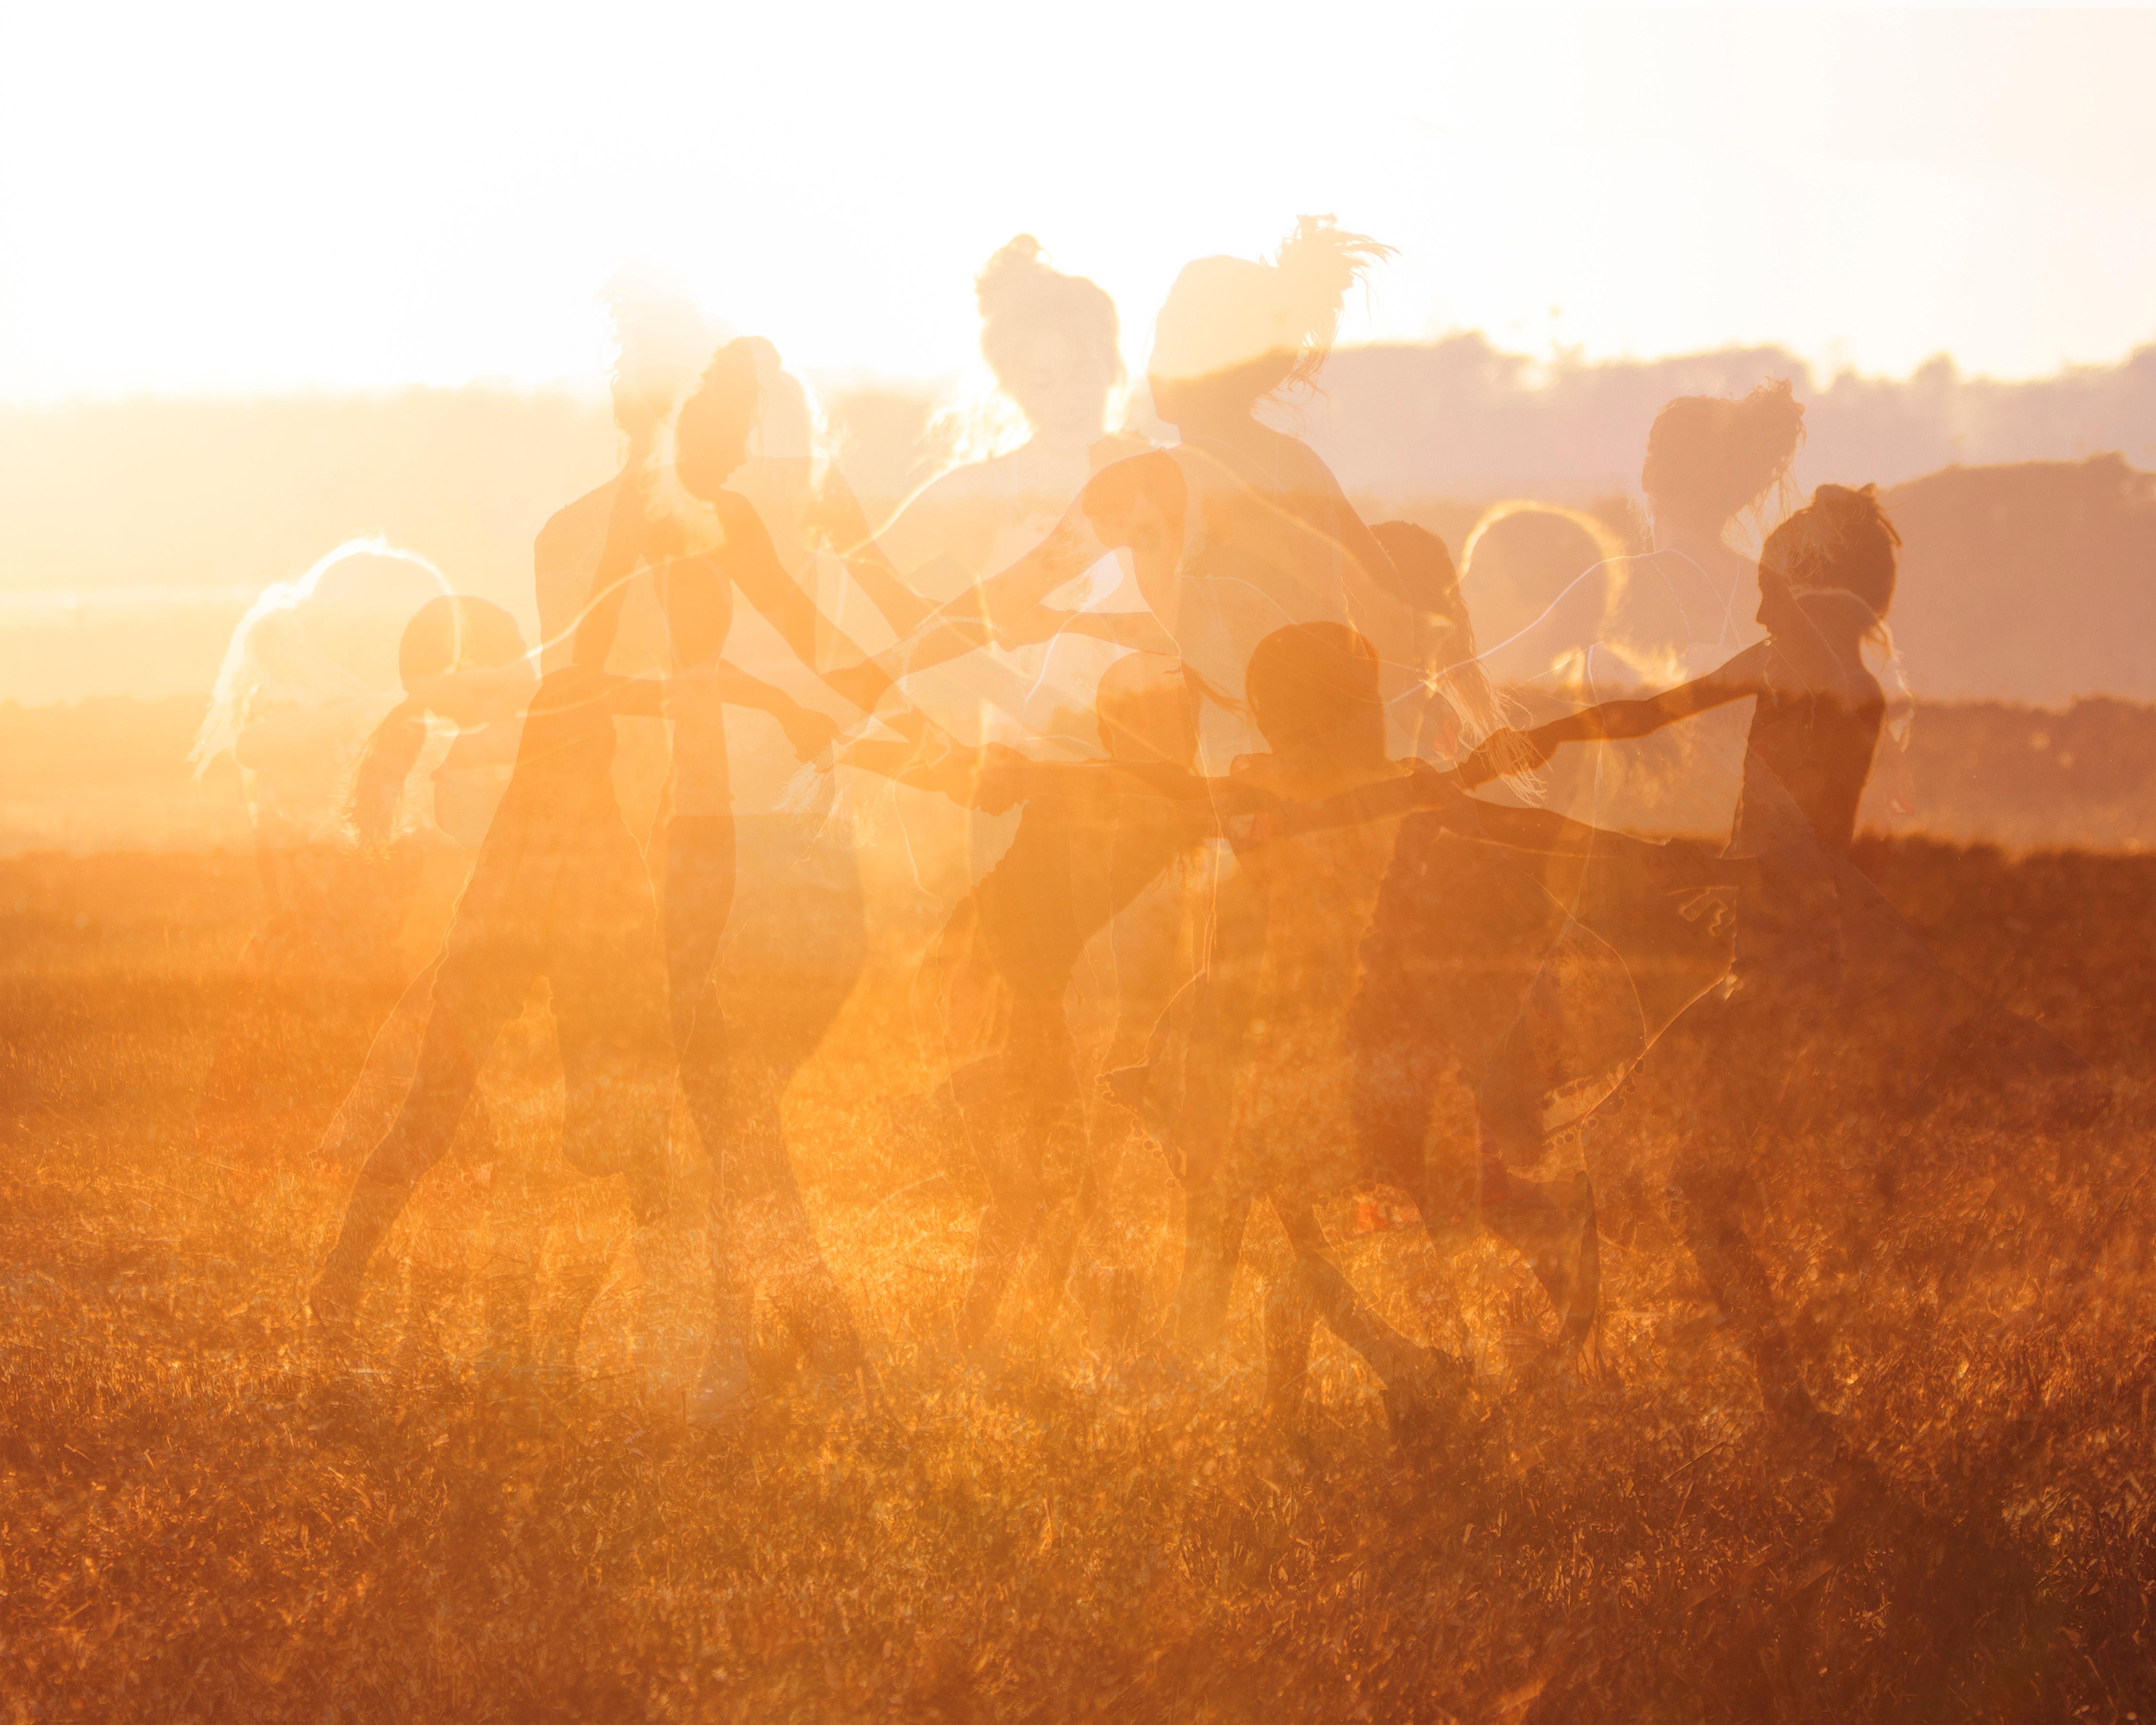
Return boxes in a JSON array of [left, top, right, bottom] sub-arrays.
[[809, 469, 937, 640], [877, 451, 1187, 679], [716, 492, 897, 714]]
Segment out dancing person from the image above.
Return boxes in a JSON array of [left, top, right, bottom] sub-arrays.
[[1469, 483, 1925, 1441], [1473, 380, 1810, 840], [308, 475, 680, 1376], [874, 237, 1148, 897], [653, 337, 914, 1425], [883, 234, 1139, 610], [843, 655, 1214, 1365], [189, 540, 458, 1197], [1222, 624, 1721, 1433], [869, 219, 1457, 1348], [312, 594, 536, 1172], [534, 272, 724, 843]]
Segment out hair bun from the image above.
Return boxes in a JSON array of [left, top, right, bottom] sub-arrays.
[[975, 235, 1051, 318]]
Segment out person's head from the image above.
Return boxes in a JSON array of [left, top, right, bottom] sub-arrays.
[[1371, 520, 1474, 665], [1246, 623, 1384, 761], [673, 337, 778, 502], [1642, 378, 1806, 537], [1095, 652, 1201, 768], [600, 268, 723, 448], [1147, 217, 1391, 427], [397, 595, 532, 726], [1755, 483, 1900, 648], [976, 235, 1122, 447]]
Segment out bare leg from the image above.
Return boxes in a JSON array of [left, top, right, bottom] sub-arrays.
[[1476, 1036, 1600, 1357], [316, 960, 441, 1170], [1267, 1195, 1456, 1436], [1669, 1155, 1819, 1426], [312, 1009, 488, 1338]]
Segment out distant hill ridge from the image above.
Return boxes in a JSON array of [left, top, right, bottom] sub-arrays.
[[2, 338, 2153, 706]]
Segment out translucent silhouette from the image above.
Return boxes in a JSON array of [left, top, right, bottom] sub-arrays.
[[309, 474, 679, 1369], [189, 540, 458, 1194], [1218, 624, 1726, 1434], [536, 271, 727, 840], [844, 655, 1211, 1363], [883, 236, 1138, 610], [1474, 483, 2098, 1449], [871, 238, 1149, 901], [312, 594, 535, 1174], [885, 218, 1423, 741], [654, 336, 913, 1425], [1470, 380, 1810, 841]]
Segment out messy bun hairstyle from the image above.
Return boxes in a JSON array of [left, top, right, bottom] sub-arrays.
[[1150, 216, 1394, 399], [1761, 483, 1901, 621], [976, 235, 1123, 391], [1644, 378, 1807, 530], [1269, 216, 1394, 389]]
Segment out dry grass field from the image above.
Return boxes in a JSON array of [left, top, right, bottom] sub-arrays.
[[2, 839, 2152, 1723]]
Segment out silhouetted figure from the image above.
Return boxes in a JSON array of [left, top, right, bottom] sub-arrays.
[[870, 220, 1449, 1350], [656, 337, 911, 1426], [534, 272, 724, 842], [846, 654, 1211, 1363], [309, 475, 677, 1374], [884, 235, 1141, 610], [312, 595, 536, 1175], [190, 542, 461, 1197], [879, 235, 1151, 894], [1474, 380, 1810, 841], [1221, 625, 1717, 1432], [1470, 483, 2093, 1449]]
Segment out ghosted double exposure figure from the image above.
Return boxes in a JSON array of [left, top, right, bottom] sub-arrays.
[[657, 337, 917, 1424], [847, 655, 1212, 1362], [309, 475, 677, 1368]]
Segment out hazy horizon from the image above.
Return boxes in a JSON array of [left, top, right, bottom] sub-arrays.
[[8, 8, 2156, 400]]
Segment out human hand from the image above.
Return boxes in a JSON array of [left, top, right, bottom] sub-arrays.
[[807, 470, 872, 550], [824, 657, 892, 714], [781, 704, 840, 762], [1461, 726, 1551, 787]]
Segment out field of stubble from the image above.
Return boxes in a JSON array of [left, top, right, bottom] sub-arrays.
[[2, 838, 2153, 1724]]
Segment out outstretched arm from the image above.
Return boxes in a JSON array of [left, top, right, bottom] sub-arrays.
[[876, 451, 1187, 678], [809, 469, 937, 640], [1461, 643, 1768, 781], [717, 494, 899, 715]]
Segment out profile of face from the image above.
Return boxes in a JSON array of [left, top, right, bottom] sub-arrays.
[[675, 339, 810, 507], [673, 373, 757, 504]]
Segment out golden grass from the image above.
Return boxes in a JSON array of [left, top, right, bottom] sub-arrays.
[[1, 840, 2151, 1722]]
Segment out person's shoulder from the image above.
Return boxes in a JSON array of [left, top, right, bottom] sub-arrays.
[[537, 480, 618, 553]]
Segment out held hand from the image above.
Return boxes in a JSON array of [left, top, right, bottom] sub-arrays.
[[807, 470, 872, 550], [781, 704, 840, 763], [988, 602, 1060, 651], [1461, 726, 1552, 787], [824, 657, 892, 714]]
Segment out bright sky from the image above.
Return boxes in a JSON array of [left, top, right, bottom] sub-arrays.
[[4, 4, 2153, 399]]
